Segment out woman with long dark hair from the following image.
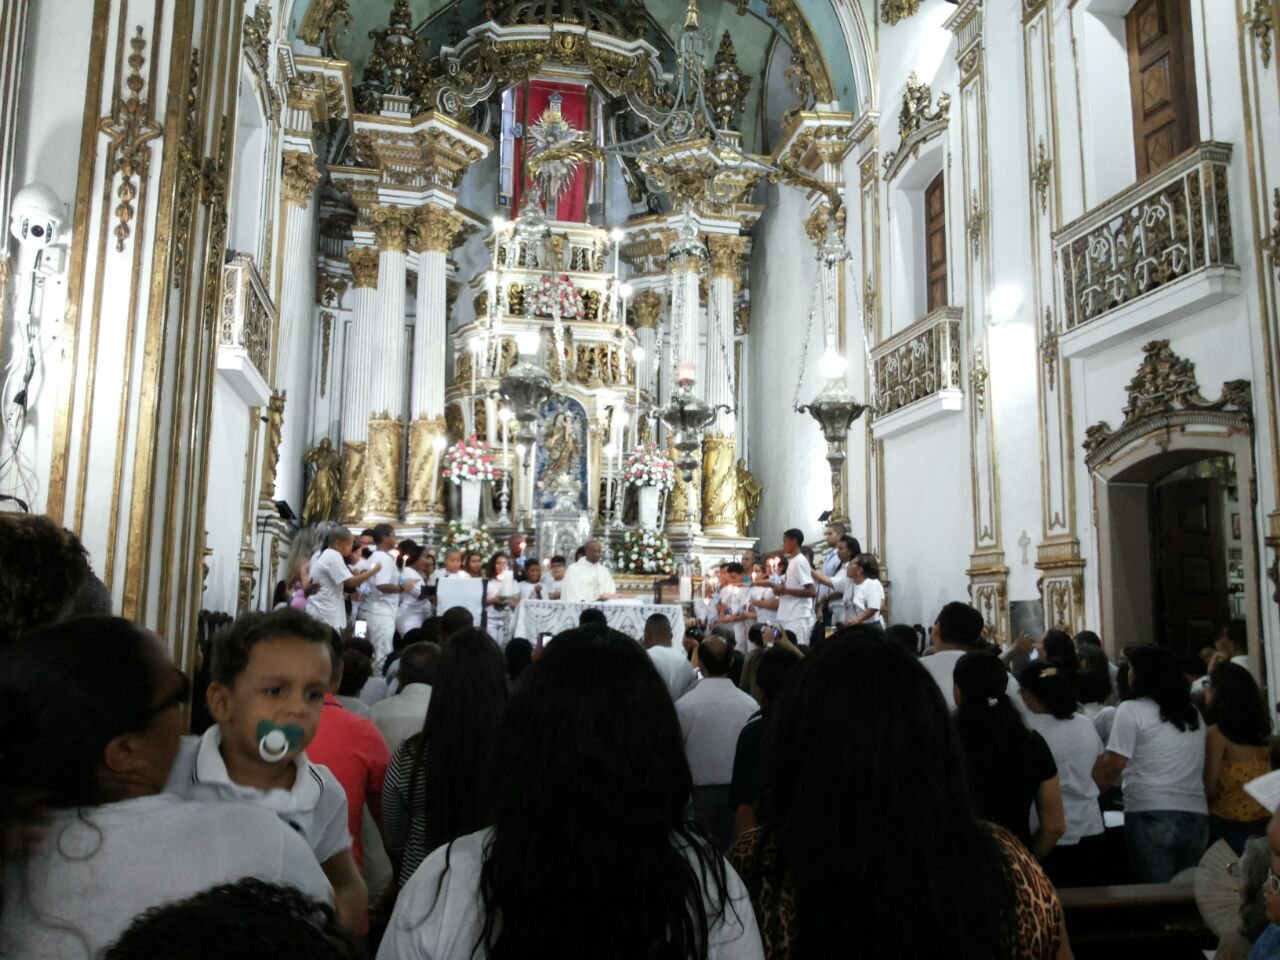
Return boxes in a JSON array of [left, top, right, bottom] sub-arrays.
[[0, 617, 330, 957], [1018, 661, 1106, 887], [1094, 645, 1207, 882], [379, 626, 762, 959], [380, 627, 508, 889], [954, 651, 1065, 859], [1203, 662, 1272, 853], [733, 628, 1067, 960]]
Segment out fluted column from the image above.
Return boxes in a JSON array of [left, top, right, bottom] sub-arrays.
[[340, 247, 379, 523], [631, 290, 662, 399], [406, 205, 463, 523], [362, 206, 412, 523], [701, 235, 745, 537], [269, 150, 321, 511]]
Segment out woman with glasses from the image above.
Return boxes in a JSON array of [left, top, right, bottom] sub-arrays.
[[1204, 662, 1273, 854], [0, 616, 330, 958]]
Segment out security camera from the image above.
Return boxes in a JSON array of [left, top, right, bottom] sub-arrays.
[[9, 182, 65, 272]]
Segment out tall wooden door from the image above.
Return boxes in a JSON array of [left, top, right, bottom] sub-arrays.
[[1126, 0, 1199, 178], [925, 173, 947, 312], [1154, 477, 1228, 656]]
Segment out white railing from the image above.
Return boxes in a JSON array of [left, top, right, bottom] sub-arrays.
[[219, 253, 274, 380], [871, 306, 963, 417]]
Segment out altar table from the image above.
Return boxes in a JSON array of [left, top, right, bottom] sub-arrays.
[[512, 600, 685, 644]]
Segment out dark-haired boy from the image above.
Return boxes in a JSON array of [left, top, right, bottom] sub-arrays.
[[165, 609, 367, 932]]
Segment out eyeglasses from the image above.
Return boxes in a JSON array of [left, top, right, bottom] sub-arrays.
[[142, 666, 191, 723], [1266, 868, 1280, 896]]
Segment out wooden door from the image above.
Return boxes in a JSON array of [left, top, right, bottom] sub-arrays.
[[1126, 0, 1199, 179], [1154, 477, 1228, 656], [925, 173, 947, 312]]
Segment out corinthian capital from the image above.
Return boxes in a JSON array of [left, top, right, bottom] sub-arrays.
[[369, 204, 414, 253], [282, 150, 322, 208], [347, 247, 380, 288], [706, 235, 747, 281], [414, 205, 466, 254]]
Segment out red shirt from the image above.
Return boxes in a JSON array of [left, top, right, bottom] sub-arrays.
[[307, 694, 391, 871]]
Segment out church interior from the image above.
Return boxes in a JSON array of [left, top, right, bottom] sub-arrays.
[[3, 0, 1280, 955]]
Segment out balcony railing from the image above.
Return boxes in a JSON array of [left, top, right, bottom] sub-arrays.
[[871, 306, 963, 417], [1054, 142, 1234, 333], [220, 253, 274, 382]]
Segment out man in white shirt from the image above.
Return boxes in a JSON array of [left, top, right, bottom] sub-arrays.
[[921, 601, 1027, 715], [364, 524, 404, 663], [772, 528, 816, 640], [676, 635, 760, 852], [306, 529, 381, 632], [644, 612, 697, 701], [439, 548, 470, 578], [370, 641, 438, 753], [560, 540, 622, 603]]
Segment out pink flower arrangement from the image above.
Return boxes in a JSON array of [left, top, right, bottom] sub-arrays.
[[622, 443, 676, 492], [442, 435, 498, 486], [530, 273, 586, 320]]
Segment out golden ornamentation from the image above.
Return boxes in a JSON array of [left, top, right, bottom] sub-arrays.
[[898, 73, 950, 141], [360, 0, 429, 113], [237, 548, 257, 616], [317, 269, 349, 309], [282, 150, 321, 208], [339, 441, 367, 522], [960, 46, 982, 79], [406, 416, 447, 516], [303, 438, 343, 526], [1056, 143, 1234, 331], [966, 191, 984, 258], [1248, 0, 1274, 67], [243, 2, 272, 72], [631, 289, 662, 330], [365, 417, 403, 517], [297, 0, 351, 55], [1265, 188, 1280, 273], [370, 205, 414, 253], [261, 391, 286, 499], [666, 443, 701, 528], [766, 0, 834, 103], [881, 0, 922, 25], [1031, 137, 1051, 215], [970, 344, 989, 418], [172, 49, 201, 288], [734, 459, 762, 536], [347, 247, 380, 288], [735, 301, 750, 335], [967, 571, 1009, 646], [220, 255, 274, 379], [706, 235, 747, 281], [320, 312, 334, 397], [99, 27, 163, 252], [414, 205, 465, 254], [1083, 340, 1252, 458], [1041, 308, 1058, 391], [701, 434, 738, 535], [507, 281, 526, 315], [872, 308, 963, 416], [705, 31, 751, 132], [445, 402, 466, 442]]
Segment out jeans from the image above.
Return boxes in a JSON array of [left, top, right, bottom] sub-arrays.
[[1125, 810, 1209, 883]]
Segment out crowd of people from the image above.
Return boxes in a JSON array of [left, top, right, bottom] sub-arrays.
[[2, 510, 1279, 959]]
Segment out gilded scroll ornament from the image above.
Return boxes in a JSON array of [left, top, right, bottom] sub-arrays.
[[1083, 340, 1252, 457], [339, 441, 367, 522], [317, 270, 349, 309], [1031, 137, 1052, 215], [371, 205, 414, 253], [173, 50, 202, 287], [630, 290, 663, 330], [99, 27, 163, 252], [243, 2, 272, 72], [360, 0, 430, 113], [766, 0, 833, 103], [347, 247, 380, 288], [415, 206, 465, 254], [898, 73, 950, 141], [1266, 188, 1280, 273], [970, 345, 989, 418], [734, 459, 762, 536], [320, 312, 334, 398], [282, 151, 322, 208], [1041, 308, 1058, 392], [966, 191, 984, 258], [407, 416, 448, 516], [364, 417, 404, 517], [881, 0, 922, 25], [261, 391, 286, 500], [237, 548, 257, 616], [666, 443, 701, 527], [706, 235, 747, 281], [297, 0, 351, 55], [1248, 0, 1274, 68], [302, 438, 342, 526], [701, 435, 739, 535]]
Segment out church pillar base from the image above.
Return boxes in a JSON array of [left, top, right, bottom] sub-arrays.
[[966, 551, 1010, 646], [1036, 538, 1086, 634], [404, 416, 447, 525], [362, 417, 403, 524], [339, 442, 367, 526]]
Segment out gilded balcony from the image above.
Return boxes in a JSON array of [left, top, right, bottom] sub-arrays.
[[870, 306, 964, 438], [1054, 142, 1237, 356], [217, 254, 275, 404]]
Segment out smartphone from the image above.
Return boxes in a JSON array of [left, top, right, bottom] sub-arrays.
[[536, 632, 553, 648], [353, 619, 368, 639]]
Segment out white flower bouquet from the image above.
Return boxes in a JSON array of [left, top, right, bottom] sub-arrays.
[[622, 443, 676, 492], [442, 434, 498, 485], [618, 528, 675, 575], [441, 520, 496, 560]]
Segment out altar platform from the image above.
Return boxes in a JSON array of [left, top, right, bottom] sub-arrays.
[[513, 599, 685, 643]]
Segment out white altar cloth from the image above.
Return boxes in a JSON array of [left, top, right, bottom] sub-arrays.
[[513, 600, 684, 643]]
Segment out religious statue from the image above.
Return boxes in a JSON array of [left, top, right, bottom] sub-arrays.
[[734, 458, 762, 537], [301, 438, 342, 526], [543, 411, 580, 479], [261, 392, 285, 498]]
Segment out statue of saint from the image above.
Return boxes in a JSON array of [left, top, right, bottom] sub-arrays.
[[542, 411, 580, 479], [261, 392, 285, 497], [734, 458, 762, 537], [301, 438, 341, 526]]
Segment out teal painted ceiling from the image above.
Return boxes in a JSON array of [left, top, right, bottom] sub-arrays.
[[288, 0, 870, 122]]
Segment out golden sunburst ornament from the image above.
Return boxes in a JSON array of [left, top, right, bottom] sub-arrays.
[[526, 92, 585, 204]]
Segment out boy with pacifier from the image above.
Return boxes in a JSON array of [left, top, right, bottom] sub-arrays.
[[165, 609, 366, 931]]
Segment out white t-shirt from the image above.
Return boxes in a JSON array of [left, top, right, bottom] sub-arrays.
[[362, 549, 398, 619], [0, 794, 331, 960], [165, 728, 352, 863], [828, 572, 851, 625], [397, 567, 434, 635], [377, 828, 764, 960], [1106, 697, 1207, 814], [676, 678, 761, 786], [648, 643, 698, 701], [921, 649, 1031, 718], [1025, 712, 1105, 845], [307, 547, 352, 631], [850, 578, 885, 625], [747, 585, 775, 625], [775, 553, 814, 625]]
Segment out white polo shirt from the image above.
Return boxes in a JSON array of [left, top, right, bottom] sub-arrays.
[[775, 552, 814, 626], [307, 547, 352, 631], [165, 727, 352, 864], [363, 549, 398, 619]]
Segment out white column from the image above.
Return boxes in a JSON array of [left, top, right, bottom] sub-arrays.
[[369, 214, 409, 419], [705, 236, 744, 433], [669, 262, 700, 377], [410, 206, 462, 420], [342, 248, 379, 445]]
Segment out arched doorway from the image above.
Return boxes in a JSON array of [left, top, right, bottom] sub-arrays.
[[1085, 342, 1259, 672]]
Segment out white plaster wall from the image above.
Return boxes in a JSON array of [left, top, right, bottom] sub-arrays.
[[204, 377, 252, 614]]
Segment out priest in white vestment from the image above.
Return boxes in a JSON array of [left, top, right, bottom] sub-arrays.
[[560, 540, 622, 602]]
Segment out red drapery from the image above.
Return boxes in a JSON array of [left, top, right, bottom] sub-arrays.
[[512, 80, 590, 223]]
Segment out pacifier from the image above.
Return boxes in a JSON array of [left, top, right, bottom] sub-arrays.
[[256, 720, 303, 763]]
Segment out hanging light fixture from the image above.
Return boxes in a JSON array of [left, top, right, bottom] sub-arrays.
[[656, 364, 731, 481], [499, 330, 553, 446]]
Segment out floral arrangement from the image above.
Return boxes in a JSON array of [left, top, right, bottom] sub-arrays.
[[441, 520, 497, 561], [618, 528, 675, 575], [529, 273, 585, 320], [622, 443, 676, 491], [442, 435, 498, 485]]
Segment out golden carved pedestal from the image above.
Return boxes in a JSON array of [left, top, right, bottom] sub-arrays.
[[405, 416, 447, 523], [363, 417, 403, 522], [339, 441, 367, 525], [701, 434, 739, 537]]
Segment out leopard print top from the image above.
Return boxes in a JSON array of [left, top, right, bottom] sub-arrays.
[[730, 822, 1063, 959]]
